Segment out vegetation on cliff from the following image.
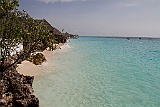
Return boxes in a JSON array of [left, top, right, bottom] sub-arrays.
[[0, 0, 54, 72]]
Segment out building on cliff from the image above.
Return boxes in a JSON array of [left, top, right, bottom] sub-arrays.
[[35, 19, 68, 44]]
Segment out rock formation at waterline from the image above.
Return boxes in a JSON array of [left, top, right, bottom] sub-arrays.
[[0, 67, 39, 107], [27, 53, 46, 65]]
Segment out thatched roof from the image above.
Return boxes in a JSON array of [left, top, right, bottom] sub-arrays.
[[35, 19, 62, 35]]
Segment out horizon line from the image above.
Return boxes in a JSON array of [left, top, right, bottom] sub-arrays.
[[79, 35, 160, 39]]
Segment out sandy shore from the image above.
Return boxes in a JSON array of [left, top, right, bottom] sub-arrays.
[[17, 50, 54, 76], [17, 43, 67, 76]]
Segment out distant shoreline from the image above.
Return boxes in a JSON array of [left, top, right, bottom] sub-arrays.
[[79, 35, 160, 39]]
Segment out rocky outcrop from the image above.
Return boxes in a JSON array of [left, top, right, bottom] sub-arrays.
[[0, 68, 39, 107], [27, 53, 46, 65]]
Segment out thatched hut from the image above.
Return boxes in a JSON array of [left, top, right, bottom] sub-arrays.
[[38, 19, 61, 35], [36, 19, 68, 44]]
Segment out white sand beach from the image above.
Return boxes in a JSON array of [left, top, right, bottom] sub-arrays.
[[17, 50, 54, 76], [17, 43, 69, 76]]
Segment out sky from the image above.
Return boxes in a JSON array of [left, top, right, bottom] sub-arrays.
[[18, 0, 160, 37]]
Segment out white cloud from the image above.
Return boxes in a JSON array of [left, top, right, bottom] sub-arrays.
[[119, 3, 138, 7], [36, 0, 87, 4]]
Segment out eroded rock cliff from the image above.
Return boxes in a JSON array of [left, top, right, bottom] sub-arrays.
[[0, 68, 39, 107]]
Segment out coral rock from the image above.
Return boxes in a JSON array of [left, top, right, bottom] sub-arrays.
[[0, 69, 39, 107]]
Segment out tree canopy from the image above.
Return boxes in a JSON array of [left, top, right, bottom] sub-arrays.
[[0, 0, 53, 72]]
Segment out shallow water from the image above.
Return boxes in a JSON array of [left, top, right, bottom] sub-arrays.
[[33, 36, 160, 107]]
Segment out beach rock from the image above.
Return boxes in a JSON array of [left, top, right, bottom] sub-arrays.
[[27, 53, 46, 65], [0, 69, 39, 107]]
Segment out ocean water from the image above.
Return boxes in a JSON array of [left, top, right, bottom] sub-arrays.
[[33, 36, 160, 107]]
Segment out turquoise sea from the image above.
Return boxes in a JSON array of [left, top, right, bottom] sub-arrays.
[[33, 36, 160, 107]]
